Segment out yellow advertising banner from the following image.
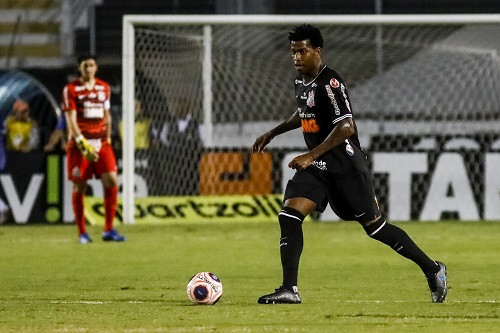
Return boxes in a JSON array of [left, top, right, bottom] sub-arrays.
[[84, 194, 286, 225]]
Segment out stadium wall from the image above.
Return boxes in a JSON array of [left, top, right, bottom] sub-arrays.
[[1, 142, 499, 224]]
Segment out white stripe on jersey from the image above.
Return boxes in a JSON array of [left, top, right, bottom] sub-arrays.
[[332, 114, 353, 124]]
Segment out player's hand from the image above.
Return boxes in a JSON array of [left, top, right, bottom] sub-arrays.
[[288, 153, 314, 170], [252, 132, 273, 153], [75, 135, 99, 162]]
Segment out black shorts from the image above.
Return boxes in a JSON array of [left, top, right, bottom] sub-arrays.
[[283, 168, 380, 223]]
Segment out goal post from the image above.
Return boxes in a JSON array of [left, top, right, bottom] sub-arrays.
[[122, 14, 500, 224]]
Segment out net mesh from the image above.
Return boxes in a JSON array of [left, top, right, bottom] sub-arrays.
[[130, 21, 500, 218]]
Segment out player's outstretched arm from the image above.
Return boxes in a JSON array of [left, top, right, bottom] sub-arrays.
[[252, 132, 273, 154], [252, 111, 301, 153]]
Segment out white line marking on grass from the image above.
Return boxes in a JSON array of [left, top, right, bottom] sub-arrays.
[[51, 301, 110, 304], [335, 300, 498, 304], [10, 238, 72, 244], [50, 300, 165, 305], [53, 328, 88, 332]]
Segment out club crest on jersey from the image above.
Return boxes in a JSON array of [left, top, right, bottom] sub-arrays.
[[345, 142, 354, 156], [306, 90, 315, 107], [330, 78, 340, 88], [98, 91, 106, 101]]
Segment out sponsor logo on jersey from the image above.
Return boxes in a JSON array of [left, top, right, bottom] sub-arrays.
[[312, 83, 317, 87], [301, 118, 319, 133], [299, 110, 315, 119], [345, 142, 354, 156], [75, 85, 86, 92], [325, 85, 340, 115], [83, 101, 105, 118], [330, 78, 339, 88], [306, 90, 315, 107], [340, 83, 351, 112], [300, 93, 307, 100], [295, 79, 302, 84], [312, 160, 327, 171]]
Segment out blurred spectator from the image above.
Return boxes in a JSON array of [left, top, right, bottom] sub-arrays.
[[149, 96, 204, 195], [4, 99, 40, 152], [43, 115, 67, 153], [118, 98, 152, 151]]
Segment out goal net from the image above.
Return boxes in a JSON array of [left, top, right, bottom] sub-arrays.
[[122, 15, 500, 223]]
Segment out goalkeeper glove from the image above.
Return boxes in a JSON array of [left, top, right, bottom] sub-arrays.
[[75, 135, 99, 162]]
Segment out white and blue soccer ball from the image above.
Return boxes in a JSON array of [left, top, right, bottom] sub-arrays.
[[186, 272, 223, 305]]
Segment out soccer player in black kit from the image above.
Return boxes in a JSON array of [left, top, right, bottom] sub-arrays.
[[252, 24, 447, 304]]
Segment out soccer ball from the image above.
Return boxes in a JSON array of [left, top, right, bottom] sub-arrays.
[[186, 272, 223, 305]]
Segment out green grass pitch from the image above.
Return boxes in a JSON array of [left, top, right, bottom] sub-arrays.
[[0, 221, 498, 332]]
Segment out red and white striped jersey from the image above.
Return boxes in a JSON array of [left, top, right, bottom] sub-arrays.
[[62, 78, 110, 140]]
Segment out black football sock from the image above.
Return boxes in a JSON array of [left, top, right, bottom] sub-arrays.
[[363, 218, 439, 275], [278, 207, 305, 290]]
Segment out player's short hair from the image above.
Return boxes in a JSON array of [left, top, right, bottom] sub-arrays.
[[77, 54, 97, 65], [288, 24, 324, 48]]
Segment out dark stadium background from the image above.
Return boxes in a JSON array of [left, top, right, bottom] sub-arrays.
[[1, 0, 499, 224], [23, 0, 500, 131], [20, 0, 500, 99]]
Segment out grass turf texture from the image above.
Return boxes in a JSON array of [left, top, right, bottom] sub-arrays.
[[0, 221, 498, 332]]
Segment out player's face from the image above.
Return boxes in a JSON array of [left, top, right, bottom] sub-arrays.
[[290, 40, 321, 76], [78, 59, 98, 81]]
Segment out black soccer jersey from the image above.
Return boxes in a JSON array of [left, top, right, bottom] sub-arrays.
[[294, 65, 368, 174]]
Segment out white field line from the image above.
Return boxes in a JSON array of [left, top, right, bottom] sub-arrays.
[[50, 300, 165, 305], [48, 299, 498, 305], [337, 299, 498, 304]]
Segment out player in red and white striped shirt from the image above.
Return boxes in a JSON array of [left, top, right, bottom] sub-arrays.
[[62, 54, 125, 244]]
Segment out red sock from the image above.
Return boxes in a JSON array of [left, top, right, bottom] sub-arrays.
[[104, 186, 118, 232], [72, 191, 86, 235]]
